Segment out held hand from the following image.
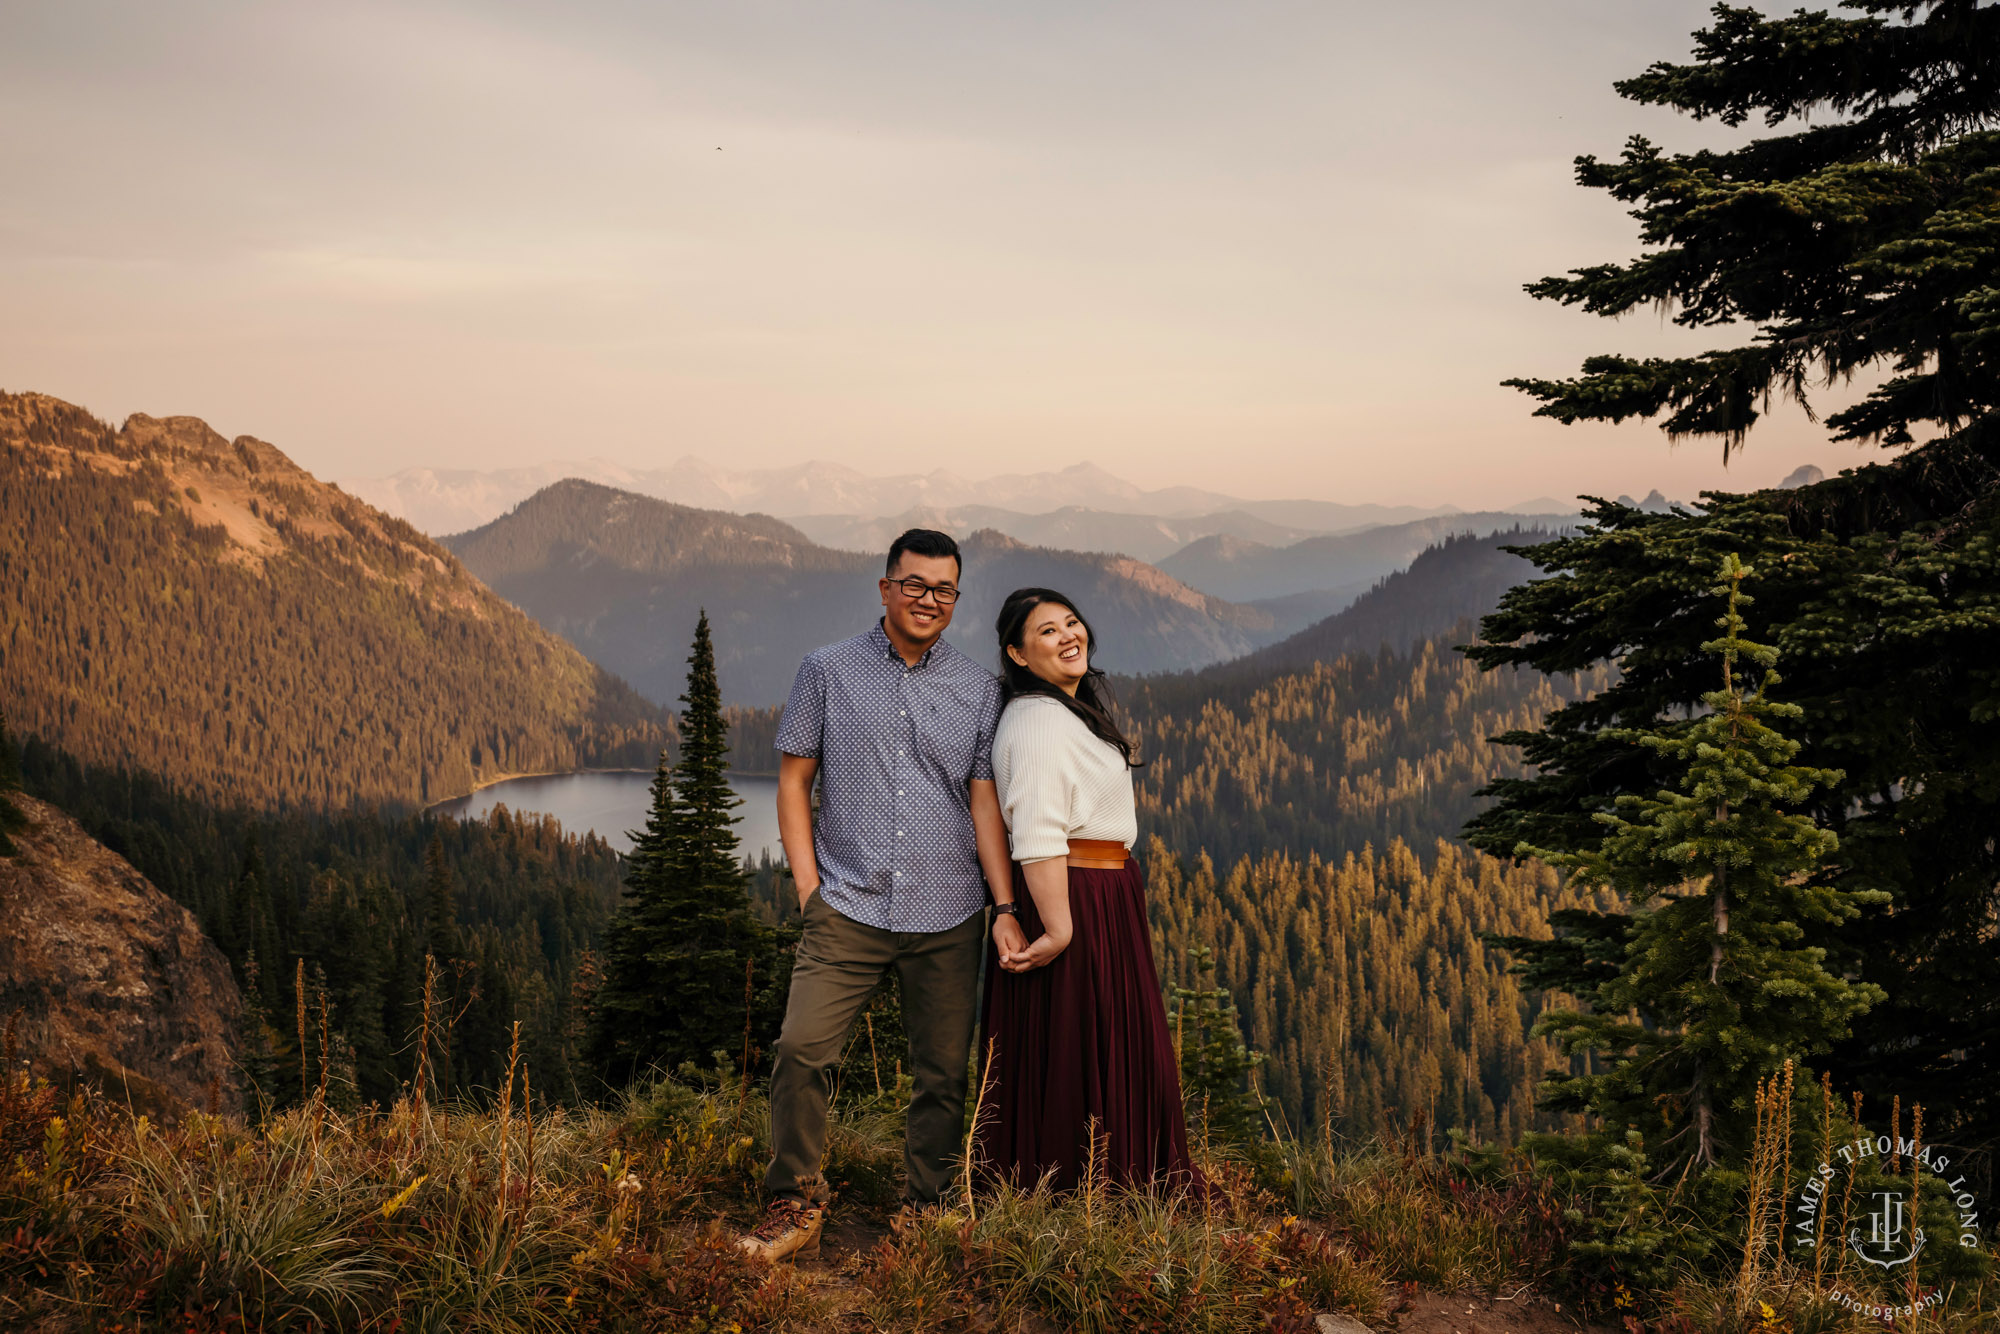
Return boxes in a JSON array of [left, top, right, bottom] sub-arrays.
[[999, 929, 1071, 973], [992, 913, 1028, 961]]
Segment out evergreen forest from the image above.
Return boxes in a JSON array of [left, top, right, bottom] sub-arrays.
[[18, 735, 623, 1110], [1103, 589, 1616, 1139], [1470, 0, 2000, 1167]]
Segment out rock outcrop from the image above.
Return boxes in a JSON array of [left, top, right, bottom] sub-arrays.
[[0, 795, 242, 1117]]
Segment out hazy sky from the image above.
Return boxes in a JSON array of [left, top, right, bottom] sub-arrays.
[[2, 1, 1888, 506]]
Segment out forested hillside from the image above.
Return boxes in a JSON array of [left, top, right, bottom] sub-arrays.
[[445, 480, 881, 706], [446, 479, 1279, 705], [6, 402, 1598, 1144], [1122, 628, 1605, 871], [0, 392, 670, 812], [1218, 529, 1553, 681], [1108, 576, 1613, 1137], [1148, 839, 1599, 1145], [19, 735, 621, 1109]]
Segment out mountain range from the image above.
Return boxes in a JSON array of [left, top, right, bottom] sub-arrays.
[[341, 456, 1571, 541], [1157, 510, 1579, 603], [0, 392, 670, 810], [787, 505, 1332, 563], [0, 386, 1580, 809], [441, 480, 1280, 706], [1146, 529, 1554, 698]]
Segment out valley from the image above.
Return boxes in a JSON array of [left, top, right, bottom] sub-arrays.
[[1, 391, 1595, 1145], [0, 386, 1592, 1152], [7, 384, 1988, 1331], [10, 6, 1995, 1326]]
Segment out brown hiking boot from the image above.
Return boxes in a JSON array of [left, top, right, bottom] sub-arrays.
[[738, 1199, 824, 1263]]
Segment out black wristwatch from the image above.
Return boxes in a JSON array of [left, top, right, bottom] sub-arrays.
[[992, 902, 1019, 918]]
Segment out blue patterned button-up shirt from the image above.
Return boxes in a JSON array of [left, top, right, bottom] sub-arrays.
[[774, 620, 1002, 933]]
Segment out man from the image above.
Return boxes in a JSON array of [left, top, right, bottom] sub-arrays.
[[739, 528, 1026, 1263]]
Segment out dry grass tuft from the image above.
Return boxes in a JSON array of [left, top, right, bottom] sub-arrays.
[[1, 1057, 1991, 1333]]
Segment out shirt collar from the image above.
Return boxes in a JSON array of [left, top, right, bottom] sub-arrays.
[[871, 617, 941, 669]]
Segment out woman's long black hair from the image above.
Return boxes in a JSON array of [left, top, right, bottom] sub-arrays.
[[994, 587, 1142, 767]]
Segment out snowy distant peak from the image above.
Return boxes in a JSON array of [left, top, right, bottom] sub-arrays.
[[346, 457, 1298, 535], [343, 455, 1617, 543], [339, 458, 648, 536]]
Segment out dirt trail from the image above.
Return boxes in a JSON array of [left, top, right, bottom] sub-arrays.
[[1388, 1289, 1614, 1334]]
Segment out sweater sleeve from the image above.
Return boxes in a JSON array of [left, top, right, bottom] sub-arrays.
[[996, 703, 1074, 862]]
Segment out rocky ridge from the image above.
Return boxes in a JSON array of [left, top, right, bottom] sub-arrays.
[[0, 795, 242, 1117]]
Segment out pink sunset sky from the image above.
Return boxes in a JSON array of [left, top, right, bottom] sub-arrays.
[[2, 1, 1885, 507]]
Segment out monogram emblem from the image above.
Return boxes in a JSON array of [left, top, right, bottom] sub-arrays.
[[1847, 1191, 1926, 1269]]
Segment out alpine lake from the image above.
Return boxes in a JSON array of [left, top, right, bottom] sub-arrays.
[[432, 770, 783, 860]]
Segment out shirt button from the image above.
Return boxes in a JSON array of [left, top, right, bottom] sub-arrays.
[[896, 830, 905, 837], [896, 789, 905, 796], [900, 710, 907, 717]]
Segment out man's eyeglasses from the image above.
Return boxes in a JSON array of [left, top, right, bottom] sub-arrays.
[[886, 577, 961, 605]]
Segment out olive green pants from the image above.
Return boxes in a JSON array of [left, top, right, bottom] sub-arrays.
[[764, 891, 986, 1205]]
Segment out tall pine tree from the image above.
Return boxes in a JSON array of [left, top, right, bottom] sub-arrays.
[[1473, 0, 2000, 1152], [1502, 1, 1999, 464], [225, 836, 280, 1011], [1497, 558, 1885, 1169], [589, 611, 772, 1089], [1171, 944, 1269, 1150], [423, 832, 459, 963]]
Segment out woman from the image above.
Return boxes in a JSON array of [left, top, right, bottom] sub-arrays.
[[976, 587, 1205, 1194]]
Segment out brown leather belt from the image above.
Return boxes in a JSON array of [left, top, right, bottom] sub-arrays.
[[1066, 838, 1130, 869]]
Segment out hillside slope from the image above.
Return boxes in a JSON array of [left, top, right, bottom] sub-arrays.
[[1195, 529, 1557, 690], [1120, 626, 1613, 1138], [1159, 509, 1578, 602], [445, 481, 1276, 706], [0, 392, 669, 811], [1123, 626, 1606, 873], [1101, 532, 1610, 1136]]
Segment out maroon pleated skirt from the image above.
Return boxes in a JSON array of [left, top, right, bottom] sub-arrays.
[[975, 857, 1206, 1196]]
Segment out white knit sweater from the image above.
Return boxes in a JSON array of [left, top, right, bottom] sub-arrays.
[[992, 694, 1138, 862]]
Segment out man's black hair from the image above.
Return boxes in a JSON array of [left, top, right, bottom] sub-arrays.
[[886, 528, 961, 577]]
